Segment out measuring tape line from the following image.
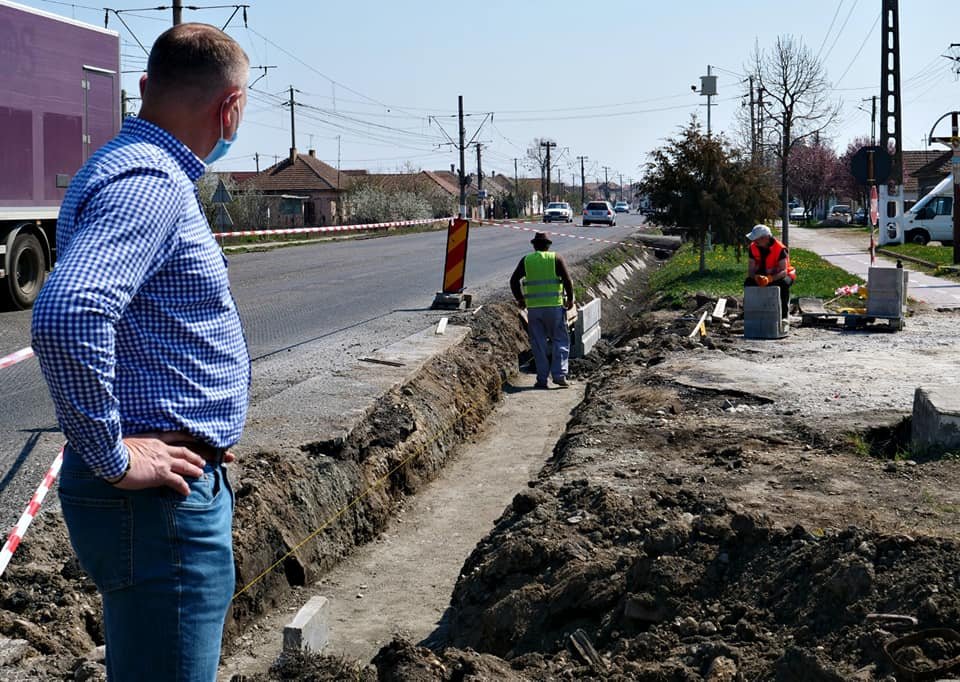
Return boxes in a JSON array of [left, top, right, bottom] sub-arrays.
[[0, 448, 63, 578], [232, 385, 498, 601]]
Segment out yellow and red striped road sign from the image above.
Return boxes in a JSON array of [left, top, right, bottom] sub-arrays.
[[441, 218, 469, 293]]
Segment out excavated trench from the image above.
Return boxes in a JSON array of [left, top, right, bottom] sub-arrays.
[[0, 241, 662, 680]]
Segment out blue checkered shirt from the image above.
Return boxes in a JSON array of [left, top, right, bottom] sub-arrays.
[[32, 117, 250, 479]]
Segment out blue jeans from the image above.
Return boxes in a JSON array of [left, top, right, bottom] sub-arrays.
[[58, 447, 235, 681], [526, 306, 570, 384]]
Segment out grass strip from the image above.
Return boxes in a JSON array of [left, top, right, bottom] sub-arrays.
[[649, 243, 864, 306]]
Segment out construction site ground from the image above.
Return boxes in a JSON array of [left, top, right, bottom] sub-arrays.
[[3, 238, 960, 680]]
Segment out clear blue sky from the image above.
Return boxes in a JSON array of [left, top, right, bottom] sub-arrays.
[[17, 0, 960, 183]]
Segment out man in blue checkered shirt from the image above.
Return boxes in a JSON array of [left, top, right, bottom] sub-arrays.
[[32, 23, 250, 681]]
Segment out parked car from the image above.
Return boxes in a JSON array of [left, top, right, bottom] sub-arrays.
[[582, 201, 616, 226], [829, 204, 852, 223], [613, 201, 630, 213], [853, 208, 867, 225], [789, 206, 806, 222], [543, 201, 573, 223]]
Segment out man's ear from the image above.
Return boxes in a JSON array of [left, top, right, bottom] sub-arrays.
[[139, 73, 148, 98]]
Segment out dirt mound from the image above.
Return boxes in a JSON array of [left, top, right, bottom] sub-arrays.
[[444, 470, 960, 678]]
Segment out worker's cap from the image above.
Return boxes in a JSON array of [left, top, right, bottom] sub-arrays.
[[531, 232, 552, 246], [746, 224, 773, 241]]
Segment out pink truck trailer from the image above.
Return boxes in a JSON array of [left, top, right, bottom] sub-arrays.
[[0, 0, 120, 309]]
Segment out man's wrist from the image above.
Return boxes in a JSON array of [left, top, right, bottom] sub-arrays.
[[103, 449, 131, 485]]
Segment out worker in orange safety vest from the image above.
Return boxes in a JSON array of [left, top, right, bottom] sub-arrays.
[[744, 224, 796, 320]]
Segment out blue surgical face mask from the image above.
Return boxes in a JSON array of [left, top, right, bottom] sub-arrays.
[[203, 96, 240, 166]]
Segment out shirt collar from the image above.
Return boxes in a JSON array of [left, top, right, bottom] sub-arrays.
[[122, 117, 206, 182]]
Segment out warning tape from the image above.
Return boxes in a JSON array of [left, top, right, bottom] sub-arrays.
[[213, 216, 454, 240], [0, 347, 34, 370], [0, 448, 63, 578], [476, 219, 649, 249]]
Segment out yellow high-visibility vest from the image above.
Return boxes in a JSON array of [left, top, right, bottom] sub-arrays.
[[523, 251, 564, 308]]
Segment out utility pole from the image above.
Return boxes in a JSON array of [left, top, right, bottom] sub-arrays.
[[172, 0, 182, 25], [748, 75, 757, 163], [288, 85, 297, 157], [514, 158, 520, 216], [879, 0, 904, 245], [577, 155, 587, 208], [862, 95, 878, 145], [602, 166, 610, 201], [254, 152, 260, 173], [540, 140, 557, 202], [475, 143, 484, 220], [698, 65, 717, 137], [619, 173, 623, 201], [757, 86, 764, 165], [458, 95, 467, 217]]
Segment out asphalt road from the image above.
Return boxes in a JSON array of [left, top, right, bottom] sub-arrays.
[[0, 213, 646, 526]]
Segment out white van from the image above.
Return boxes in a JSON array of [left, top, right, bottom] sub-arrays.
[[902, 174, 954, 245]]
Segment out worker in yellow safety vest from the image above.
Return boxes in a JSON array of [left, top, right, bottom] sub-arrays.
[[509, 232, 575, 389], [744, 224, 796, 320]]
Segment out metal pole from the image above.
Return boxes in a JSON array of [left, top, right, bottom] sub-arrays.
[[952, 112, 960, 265], [578, 155, 587, 208], [254, 152, 259, 173], [476, 143, 483, 220], [514, 158, 520, 216], [706, 64, 712, 137], [458, 95, 466, 217], [172, 0, 182, 25], [749, 75, 756, 163], [288, 86, 296, 153]]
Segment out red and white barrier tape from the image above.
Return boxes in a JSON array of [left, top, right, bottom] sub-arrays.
[[477, 219, 647, 249], [0, 347, 34, 370], [214, 216, 454, 240], [0, 448, 63, 577]]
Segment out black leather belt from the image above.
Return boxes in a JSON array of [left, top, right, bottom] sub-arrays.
[[173, 437, 228, 466]]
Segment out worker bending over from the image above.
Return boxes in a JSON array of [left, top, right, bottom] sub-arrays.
[[744, 224, 796, 320]]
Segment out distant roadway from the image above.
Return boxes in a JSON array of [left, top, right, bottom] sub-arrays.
[[0, 213, 646, 526]]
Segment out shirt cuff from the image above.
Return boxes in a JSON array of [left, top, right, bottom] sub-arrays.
[[93, 442, 130, 480]]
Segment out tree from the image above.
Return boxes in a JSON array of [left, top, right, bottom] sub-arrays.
[[640, 117, 777, 272], [750, 35, 840, 246], [836, 136, 876, 212], [788, 141, 839, 221]]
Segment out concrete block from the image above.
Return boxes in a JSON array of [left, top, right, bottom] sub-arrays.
[[743, 287, 784, 339], [283, 596, 329, 653], [912, 387, 960, 454], [867, 267, 906, 317], [572, 299, 602, 358], [573, 323, 601, 358], [577, 299, 602, 334]]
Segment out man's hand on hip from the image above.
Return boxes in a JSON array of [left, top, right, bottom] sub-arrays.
[[115, 432, 211, 496]]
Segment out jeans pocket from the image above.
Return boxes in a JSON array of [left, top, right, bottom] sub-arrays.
[[58, 492, 133, 593], [168, 467, 222, 510]]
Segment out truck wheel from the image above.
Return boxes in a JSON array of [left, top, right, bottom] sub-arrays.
[[3, 232, 47, 310], [905, 229, 930, 246]]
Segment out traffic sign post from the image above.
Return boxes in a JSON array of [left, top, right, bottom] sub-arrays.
[[431, 217, 472, 310], [928, 112, 960, 264], [210, 178, 234, 232]]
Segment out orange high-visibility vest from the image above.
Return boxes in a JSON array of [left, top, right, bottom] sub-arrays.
[[750, 239, 796, 282]]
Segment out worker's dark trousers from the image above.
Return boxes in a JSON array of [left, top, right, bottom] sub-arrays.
[[744, 277, 791, 319]]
